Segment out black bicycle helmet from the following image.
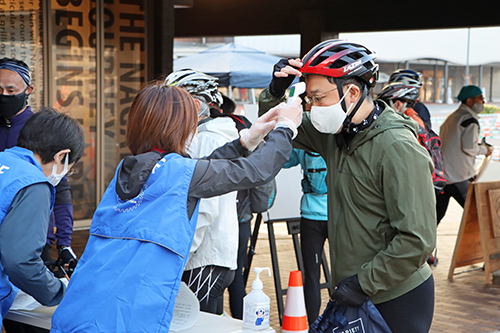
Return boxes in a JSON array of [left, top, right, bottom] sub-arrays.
[[377, 82, 420, 106], [388, 69, 422, 87]]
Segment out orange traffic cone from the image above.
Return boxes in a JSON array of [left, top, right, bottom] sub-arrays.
[[281, 271, 308, 333]]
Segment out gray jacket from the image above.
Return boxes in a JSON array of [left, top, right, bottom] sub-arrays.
[[0, 184, 65, 307]]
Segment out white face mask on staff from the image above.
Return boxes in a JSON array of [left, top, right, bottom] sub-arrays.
[[47, 153, 69, 186], [471, 103, 484, 114], [310, 85, 354, 134]]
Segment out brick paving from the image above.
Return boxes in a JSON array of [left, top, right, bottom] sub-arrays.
[[10, 198, 499, 333]]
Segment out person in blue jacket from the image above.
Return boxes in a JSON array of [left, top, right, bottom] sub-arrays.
[[0, 58, 77, 281], [0, 108, 84, 324], [50, 80, 302, 333], [283, 148, 328, 324]]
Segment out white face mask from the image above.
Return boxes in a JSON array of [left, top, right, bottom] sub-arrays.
[[471, 103, 484, 114], [47, 154, 69, 186], [310, 85, 354, 134]]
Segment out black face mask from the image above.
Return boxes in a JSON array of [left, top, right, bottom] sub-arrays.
[[0, 88, 29, 119]]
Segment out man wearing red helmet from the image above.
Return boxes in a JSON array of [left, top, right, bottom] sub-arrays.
[[259, 40, 436, 333]]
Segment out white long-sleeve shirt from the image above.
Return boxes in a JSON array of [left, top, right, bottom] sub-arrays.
[[185, 117, 240, 271]]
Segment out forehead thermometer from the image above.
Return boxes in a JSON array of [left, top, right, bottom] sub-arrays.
[[287, 82, 306, 105]]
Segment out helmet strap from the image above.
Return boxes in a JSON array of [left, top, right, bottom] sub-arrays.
[[336, 78, 367, 132]]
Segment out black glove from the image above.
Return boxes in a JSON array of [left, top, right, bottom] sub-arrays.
[[58, 246, 78, 268], [331, 274, 368, 307], [269, 58, 299, 98]]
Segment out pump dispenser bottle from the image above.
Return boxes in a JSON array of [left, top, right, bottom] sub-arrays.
[[243, 267, 272, 331]]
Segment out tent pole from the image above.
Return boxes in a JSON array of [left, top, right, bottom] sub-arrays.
[[228, 85, 233, 99], [250, 88, 256, 104]]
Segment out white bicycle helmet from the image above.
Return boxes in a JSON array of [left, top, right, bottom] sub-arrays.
[[165, 69, 223, 107]]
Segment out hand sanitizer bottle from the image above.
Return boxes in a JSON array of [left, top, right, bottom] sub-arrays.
[[243, 267, 271, 331]]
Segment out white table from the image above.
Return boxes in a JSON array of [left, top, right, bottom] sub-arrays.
[[5, 306, 56, 330], [5, 307, 276, 332]]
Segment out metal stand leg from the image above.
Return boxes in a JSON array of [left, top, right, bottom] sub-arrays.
[[243, 213, 262, 286], [245, 217, 333, 326], [287, 220, 304, 272], [267, 220, 285, 326]]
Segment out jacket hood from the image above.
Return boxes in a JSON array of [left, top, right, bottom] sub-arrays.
[[198, 117, 239, 140], [348, 100, 419, 153], [116, 151, 165, 200]]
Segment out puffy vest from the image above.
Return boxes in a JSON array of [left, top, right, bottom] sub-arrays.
[[51, 153, 199, 333], [0, 147, 54, 320]]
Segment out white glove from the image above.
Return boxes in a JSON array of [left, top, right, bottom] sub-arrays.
[[239, 107, 278, 151], [275, 98, 303, 139]]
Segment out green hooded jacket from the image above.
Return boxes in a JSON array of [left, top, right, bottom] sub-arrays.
[[259, 88, 436, 304]]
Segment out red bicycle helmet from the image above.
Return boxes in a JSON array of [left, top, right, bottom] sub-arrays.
[[300, 39, 379, 132], [300, 39, 379, 88]]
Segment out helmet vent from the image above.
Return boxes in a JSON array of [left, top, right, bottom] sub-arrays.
[[328, 59, 348, 69]]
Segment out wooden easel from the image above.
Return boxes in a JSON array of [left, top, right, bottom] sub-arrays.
[[448, 181, 500, 283]]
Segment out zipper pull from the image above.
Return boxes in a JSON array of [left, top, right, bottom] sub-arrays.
[[339, 156, 346, 173]]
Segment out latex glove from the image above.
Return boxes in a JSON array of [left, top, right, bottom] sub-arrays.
[[269, 58, 303, 97], [275, 98, 303, 139], [331, 274, 368, 307], [240, 107, 278, 151]]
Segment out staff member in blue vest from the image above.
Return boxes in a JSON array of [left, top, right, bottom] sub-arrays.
[[0, 108, 84, 323], [0, 58, 78, 286], [51, 80, 302, 333]]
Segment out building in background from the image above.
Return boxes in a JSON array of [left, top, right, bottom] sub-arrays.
[[1, 1, 147, 227], [174, 29, 500, 105], [2, 1, 499, 228]]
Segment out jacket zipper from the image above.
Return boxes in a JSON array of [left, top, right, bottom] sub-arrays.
[[338, 156, 346, 173], [4, 119, 11, 148]]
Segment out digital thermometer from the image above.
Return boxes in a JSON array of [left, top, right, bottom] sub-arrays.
[[287, 82, 306, 105]]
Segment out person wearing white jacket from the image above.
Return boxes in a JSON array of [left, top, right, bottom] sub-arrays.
[[165, 69, 240, 315], [437, 85, 494, 224]]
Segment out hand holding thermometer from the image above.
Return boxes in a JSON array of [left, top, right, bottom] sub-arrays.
[[287, 82, 306, 105]]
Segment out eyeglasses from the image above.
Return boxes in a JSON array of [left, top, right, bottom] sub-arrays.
[[304, 87, 337, 105]]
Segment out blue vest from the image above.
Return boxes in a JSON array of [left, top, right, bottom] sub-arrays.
[[51, 153, 199, 333], [0, 147, 54, 320]]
